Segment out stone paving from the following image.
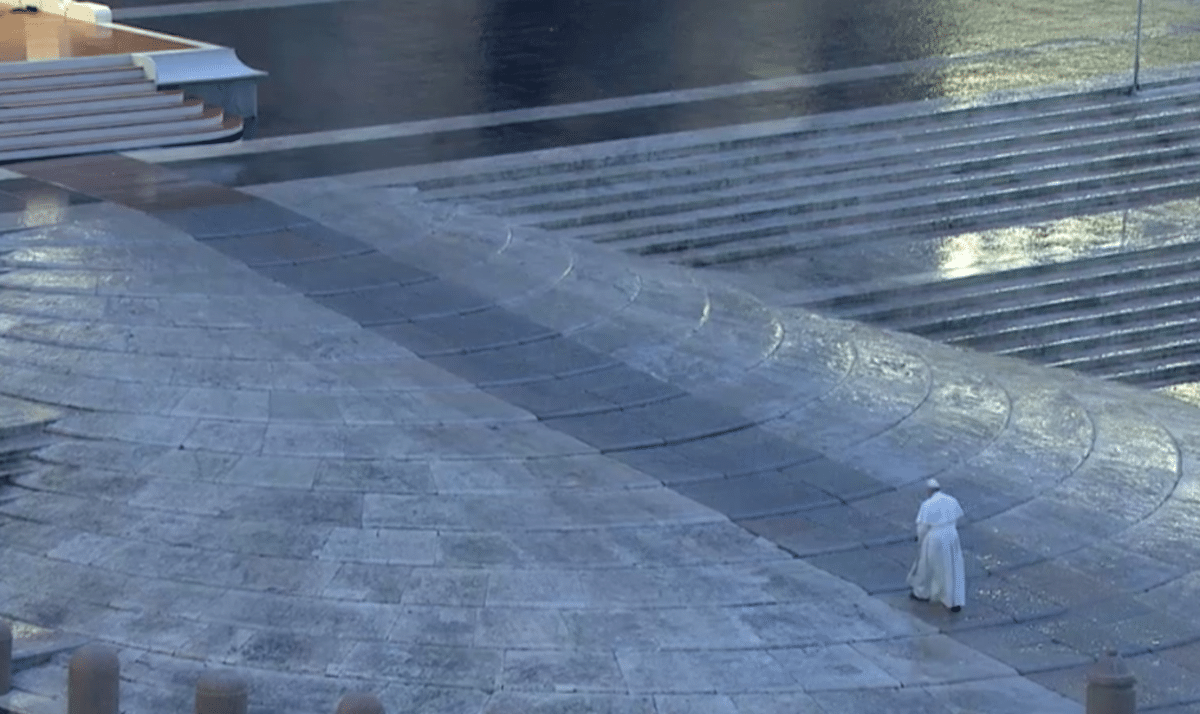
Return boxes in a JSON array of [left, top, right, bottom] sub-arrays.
[[0, 154, 1198, 713]]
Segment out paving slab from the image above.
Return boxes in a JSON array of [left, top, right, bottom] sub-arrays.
[[16, 149, 1200, 714], [674, 472, 840, 519]]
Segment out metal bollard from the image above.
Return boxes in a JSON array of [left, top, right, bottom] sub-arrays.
[[335, 692, 385, 714], [195, 670, 248, 714], [1087, 649, 1137, 714], [67, 644, 119, 714], [0, 620, 11, 695]]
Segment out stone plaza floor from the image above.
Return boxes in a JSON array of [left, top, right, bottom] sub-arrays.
[[1, 149, 1200, 714]]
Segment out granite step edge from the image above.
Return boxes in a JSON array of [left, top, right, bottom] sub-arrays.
[[673, 179, 1200, 265]]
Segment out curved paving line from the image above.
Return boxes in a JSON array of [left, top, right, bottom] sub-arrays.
[[11, 158, 892, 506], [782, 328, 937, 460], [914, 369, 1200, 693], [8, 156, 1164, 709], [0, 345, 485, 396]]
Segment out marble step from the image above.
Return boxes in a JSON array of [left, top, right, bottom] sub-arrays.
[[0, 115, 243, 162], [806, 240, 1200, 315], [545, 129, 1200, 237], [614, 156, 1200, 260], [0, 99, 203, 136], [478, 97, 1200, 215], [0, 79, 154, 105], [505, 117, 1200, 223], [1097, 358, 1200, 387], [0, 67, 145, 92], [940, 294, 1200, 352], [0, 90, 184, 120], [0, 55, 132, 78], [1051, 335, 1200, 373], [835, 251, 1200, 325], [414, 80, 1200, 198], [999, 317, 1200, 362], [0, 60, 136, 81], [894, 273, 1200, 338], [0, 106, 225, 151], [673, 173, 1200, 266]]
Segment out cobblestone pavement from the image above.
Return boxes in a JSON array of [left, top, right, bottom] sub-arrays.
[[1, 153, 1199, 714]]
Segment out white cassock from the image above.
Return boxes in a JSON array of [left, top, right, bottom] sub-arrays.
[[906, 491, 966, 609]]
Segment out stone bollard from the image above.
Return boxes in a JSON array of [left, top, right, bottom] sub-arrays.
[[0, 619, 11, 695], [1087, 649, 1137, 714], [335, 692, 385, 714], [195, 670, 248, 714], [67, 644, 119, 714]]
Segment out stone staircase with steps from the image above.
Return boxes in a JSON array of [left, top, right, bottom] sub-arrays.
[[801, 239, 1200, 388], [404, 75, 1200, 267], [0, 54, 242, 163], [393, 75, 1200, 390]]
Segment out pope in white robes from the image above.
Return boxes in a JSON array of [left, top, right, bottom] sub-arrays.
[[907, 478, 966, 612]]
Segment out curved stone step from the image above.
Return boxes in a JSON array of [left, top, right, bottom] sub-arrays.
[[0, 115, 243, 163], [0, 100, 203, 137], [907, 276, 1200, 341], [807, 240, 1200, 317], [859, 258, 1200, 329], [413, 81, 1200, 193], [0, 67, 145, 92], [579, 145, 1200, 250], [506, 101, 1200, 224], [417, 81, 1200, 207], [0, 90, 184, 121], [674, 173, 1200, 266], [0, 54, 132, 78], [1053, 336, 1200, 373], [943, 295, 1200, 353], [0, 107, 227, 150], [999, 317, 1200, 362], [1099, 358, 1200, 387], [0, 79, 154, 105]]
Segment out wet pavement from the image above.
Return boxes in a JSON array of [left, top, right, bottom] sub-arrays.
[[3, 150, 1200, 712], [1, 1, 1200, 712]]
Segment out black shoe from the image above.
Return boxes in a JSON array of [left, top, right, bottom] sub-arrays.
[[950, 605, 962, 613]]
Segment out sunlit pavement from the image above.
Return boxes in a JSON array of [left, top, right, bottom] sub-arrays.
[[3, 0, 1200, 712], [0, 142, 1197, 711]]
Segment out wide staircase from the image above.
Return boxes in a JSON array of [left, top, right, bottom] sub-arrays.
[[396, 76, 1200, 388], [802, 241, 1200, 388], [0, 394, 57, 480], [0, 55, 242, 163]]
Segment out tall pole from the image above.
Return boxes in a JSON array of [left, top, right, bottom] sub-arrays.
[[1133, 0, 1145, 91]]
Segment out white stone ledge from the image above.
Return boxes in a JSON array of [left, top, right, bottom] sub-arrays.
[[130, 42, 266, 118], [132, 46, 266, 86]]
